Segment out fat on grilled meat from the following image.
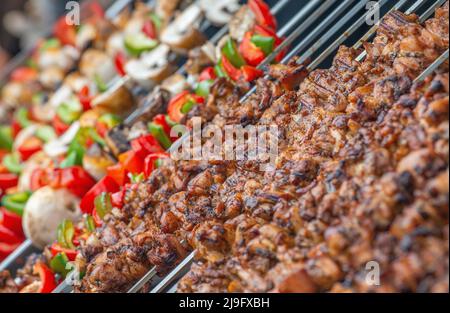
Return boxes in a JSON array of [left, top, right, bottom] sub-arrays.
[[75, 4, 449, 293]]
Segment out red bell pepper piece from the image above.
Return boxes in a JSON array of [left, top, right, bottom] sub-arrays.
[[59, 166, 97, 198], [131, 134, 164, 159], [167, 91, 190, 123], [17, 136, 43, 161], [53, 114, 70, 136], [0, 223, 23, 244], [142, 20, 157, 39], [106, 164, 129, 186], [11, 119, 22, 138], [249, 0, 277, 30], [77, 85, 92, 111], [240, 32, 266, 67], [242, 65, 264, 82], [153, 114, 172, 137], [34, 263, 57, 293], [119, 151, 145, 175], [0, 207, 23, 237], [0, 242, 20, 262], [10, 67, 38, 83], [79, 175, 120, 214], [50, 243, 78, 261], [199, 67, 217, 81], [144, 153, 170, 177], [0, 173, 19, 190], [114, 52, 127, 77], [111, 189, 126, 209], [221, 56, 243, 82], [53, 17, 77, 46]]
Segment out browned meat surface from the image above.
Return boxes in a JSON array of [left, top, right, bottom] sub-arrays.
[[0, 271, 18, 293], [74, 3, 449, 293]]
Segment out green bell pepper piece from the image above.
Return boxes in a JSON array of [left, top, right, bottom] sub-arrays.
[[57, 98, 82, 124], [57, 219, 75, 249], [94, 192, 112, 220], [36, 125, 56, 143], [15, 108, 31, 128], [0, 126, 13, 151], [85, 215, 96, 233], [251, 35, 275, 56], [124, 32, 158, 56], [1, 191, 31, 216], [222, 38, 246, 68], [50, 252, 70, 277], [2, 153, 23, 174], [195, 80, 214, 97], [148, 122, 172, 150]]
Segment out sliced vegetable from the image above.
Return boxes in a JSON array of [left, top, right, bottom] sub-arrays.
[[106, 164, 128, 186], [57, 219, 75, 249], [114, 52, 127, 77], [0, 173, 19, 190], [222, 38, 246, 68], [249, 0, 277, 30], [77, 85, 92, 111], [199, 67, 217, 82], [0, 208, 23, 237], [15, 108, 31, 128], [0, 126, 13, 151], [57, 98, 83, 124], [84, 215, 96, 232], [50, 252, 71, 277], [79, 175, 120, 214], [53, 115, 70, 136], [144, 153, 170, 177], [50, 243, 78, 261], [195, 79, 214, 97], [36, 126, 57, 143], [251, 34, 275, 56], [34, 262, 57, 293], [17, 136, 43, 161], [148, 122, 172, 150], [242, 65, 264, 82], [142, 20, 157, 39], [94, 192, 112, 220], [131, 134, 164, 159], [2, 153, 22, 174], [124, 32, 158, 56], [10, 67, 38, 83], [94, 74, 108, 93], [118, 150, 145, 175], [1, 191, 31, 216], [53, 16, 77, 46]]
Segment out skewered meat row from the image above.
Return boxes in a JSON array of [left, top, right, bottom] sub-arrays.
[[72, 3, 449, 293], [178, 4, 450, 292]]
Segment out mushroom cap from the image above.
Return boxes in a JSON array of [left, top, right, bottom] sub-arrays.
[[22, 186, 81, 249]]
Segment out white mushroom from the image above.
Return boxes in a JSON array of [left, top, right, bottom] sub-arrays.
[[76, 23, 97, 50], [106, 32, 125, 57], [91, 80, 134, 116], [155, 0, 181, 24], [38, 66, 65, 90], [83, 144, 114, 181], [160, 4, 206, 53], [125, 44, 173, 86], [229, 5, 256, 42], [79, 49, 116, 85], [37, 45, 79, 72], [22, 186, 81, 249], [161, 73, 188, 95], [199, 0, 240, 26]]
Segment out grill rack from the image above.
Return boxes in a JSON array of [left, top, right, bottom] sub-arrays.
[[1, 0, 447, 294], [149, 0, 449, 294]]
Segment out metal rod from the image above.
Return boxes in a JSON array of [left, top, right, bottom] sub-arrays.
[[150, 252, 195, 293], [296, 0, 370, 65], [260, 0, 332, 68], [308, 0, 392, 70], [420, 0, 446, 21], [127, 267, 158, 293], [404, 0, 427, 14], [0, 240, 34, 272], [414, 49, 449, 82]]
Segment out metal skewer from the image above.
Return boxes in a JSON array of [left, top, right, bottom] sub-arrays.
[[414, 49, 449, 82]]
